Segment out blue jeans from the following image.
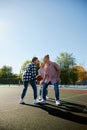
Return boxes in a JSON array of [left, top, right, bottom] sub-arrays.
[[21, 80, 37, 100], [39, 86, 48, 97], [42, 82, 59, 101]]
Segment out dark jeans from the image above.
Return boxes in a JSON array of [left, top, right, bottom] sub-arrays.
[[39, 86, 48, 97], [21, 80, 37, 100], [42, 82, 59, 101]]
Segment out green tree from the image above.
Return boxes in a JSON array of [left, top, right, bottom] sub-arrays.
[[60, 68, 71, 85], [60, 67, 78, 85], [56, 52, 77, 85], [0, 66, 20, 84], [21, 60, 31, 73], [69, 67, 78, 85], [0, 66, 12, 76], [56, 52, 76, 68]]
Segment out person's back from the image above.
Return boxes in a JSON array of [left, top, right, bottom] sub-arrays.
[[23, 62, 36, 81]]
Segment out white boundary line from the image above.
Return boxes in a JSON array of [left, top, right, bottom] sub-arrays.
[[61, 93, 87, 100], [61, 93, 87, 105]]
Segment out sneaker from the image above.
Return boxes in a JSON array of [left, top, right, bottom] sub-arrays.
[[40, 99, 46, 104], [39, 96, 42, 100], [56, 100, 61, 106], [46, 96, 49, 99], [19, 99, 25, 104], [33, 99, 39, 105]]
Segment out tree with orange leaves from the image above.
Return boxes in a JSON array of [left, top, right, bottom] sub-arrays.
[[73, 65, 87, 82]]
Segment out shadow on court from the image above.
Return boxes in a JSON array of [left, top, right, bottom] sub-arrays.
[[48, 98, 87, 113], [22, 100, 87, 125], [0, 87, 87, 130]]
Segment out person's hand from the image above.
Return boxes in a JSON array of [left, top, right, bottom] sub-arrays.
[[40, 80, 44, 85]]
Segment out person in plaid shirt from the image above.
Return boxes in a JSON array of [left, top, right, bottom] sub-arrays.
[[41, 55, 61, 106], [19, 57, 39, 105]]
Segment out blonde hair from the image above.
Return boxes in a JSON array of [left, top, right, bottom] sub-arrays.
[[40, 62, 44, 67]]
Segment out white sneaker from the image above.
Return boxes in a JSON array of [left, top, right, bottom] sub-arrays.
[[19, 99, 25, 104], [40, 99, 46, 104], [46, 96, 49, 99], [39, 96, 42, 100], [56, 100, 61, 106], [33, 99, 39, 105]]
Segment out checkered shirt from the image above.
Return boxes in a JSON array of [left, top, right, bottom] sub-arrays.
[[23, 62, 36, 81]]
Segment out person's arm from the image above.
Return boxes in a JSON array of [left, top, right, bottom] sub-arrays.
[[54, 63, 61, 82], [36, 69, 41, 79], [26, 64, 31, 73], [43, 73, 47, 82], [40, 67, 48, 84], [38, 69, 41, 75], [39, 73, 46, 84]]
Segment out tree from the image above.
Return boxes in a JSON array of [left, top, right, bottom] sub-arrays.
[[60, 67, 78, 85], [56, 52, 76, 68], [60, 68, 71, 85], [21, 60, 31, 73], [70, 67, 78, 85], [0, 66, 12, 77], [0, 66, 20, 84], [73, 65, 86, 82], [56, 52, 77, 85]]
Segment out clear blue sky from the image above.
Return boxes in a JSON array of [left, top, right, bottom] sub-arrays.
[[0, 0, 87, 73]]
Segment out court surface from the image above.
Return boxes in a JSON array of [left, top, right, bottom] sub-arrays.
[[0, 86, 87, 130]]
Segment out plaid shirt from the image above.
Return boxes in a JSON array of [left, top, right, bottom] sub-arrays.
[[23, 62, 36, 81], [44, 61, 60, 84]]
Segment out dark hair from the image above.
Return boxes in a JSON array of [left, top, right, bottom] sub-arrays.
[[32, 57, 38, 62], [44, 54, 50, 59]]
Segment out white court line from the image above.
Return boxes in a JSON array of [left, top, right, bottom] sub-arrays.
[[61, 93, 87, 100], [61, 93, 87, 105]]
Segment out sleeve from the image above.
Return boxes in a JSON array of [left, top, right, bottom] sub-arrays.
[[38, 69, 40, 75], [26, 64, 31, 73], [54, 62, 60, 71], [44, 67, 48, 75]]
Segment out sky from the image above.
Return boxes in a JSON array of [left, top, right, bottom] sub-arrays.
[[0, 0, 87, 73]]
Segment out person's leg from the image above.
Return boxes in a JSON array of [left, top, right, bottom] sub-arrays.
[[39, 86, 42, 100], [46, 89, 49, 99], [46, 89, 48, 96], [20, 81, 28, 104], [39, 87, 42, 97], [42, 82, 49, 101], [30, 80, 37, 100], [54, 82, 59, 101], [54, 82, 60, 105], [21, 81, 29, 99]]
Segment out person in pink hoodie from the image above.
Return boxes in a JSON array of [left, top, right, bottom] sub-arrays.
[[38, 62, 48, 100]]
